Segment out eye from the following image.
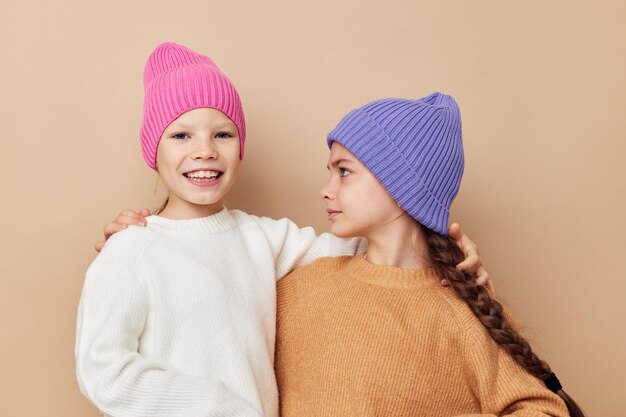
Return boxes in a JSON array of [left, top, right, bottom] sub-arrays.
[[339, 167, 351, 177], [172, 133, 189, 140], [215, 131, 233, 140]]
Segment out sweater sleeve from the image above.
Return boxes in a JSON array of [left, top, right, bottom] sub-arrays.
[[454, 314, 569, 417], [75, 260, 260, 417], [253, 216, 367, 280]]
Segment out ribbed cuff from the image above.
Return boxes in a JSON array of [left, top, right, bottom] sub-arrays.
[[327, 108, 450, 235]]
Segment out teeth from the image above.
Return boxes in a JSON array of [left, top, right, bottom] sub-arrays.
[[186, 170, 220, 179]]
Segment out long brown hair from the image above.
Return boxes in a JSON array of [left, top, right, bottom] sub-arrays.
[[421, 225, 585, 417]]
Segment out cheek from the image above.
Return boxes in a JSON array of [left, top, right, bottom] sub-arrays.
[[224, 160, 241, 187], [346, 181, 399, 223], [156, 146, 186, 190], [229, 156, 242, 173], [369, 188, 400, 216], [344, 181, 380, 208], [157, 155, 177, 180], [156, 141, 179, 168], [221, 144, 242, 170]]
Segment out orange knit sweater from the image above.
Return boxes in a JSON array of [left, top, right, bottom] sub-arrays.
[[275, 256, 568, 417]]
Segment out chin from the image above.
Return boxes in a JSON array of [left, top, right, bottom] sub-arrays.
[[192, 196, 224, 206], [178, 190, 220, 205], [330, 223, 359, 239]]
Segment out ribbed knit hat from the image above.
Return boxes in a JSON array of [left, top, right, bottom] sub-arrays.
[[140, 42, 246, 170], [326, 92, 464, 236]]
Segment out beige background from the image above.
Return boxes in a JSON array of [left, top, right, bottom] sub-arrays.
[[1, 0, 624, 415]]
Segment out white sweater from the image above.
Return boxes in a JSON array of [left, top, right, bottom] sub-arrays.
[[76, 207, 365, 417]]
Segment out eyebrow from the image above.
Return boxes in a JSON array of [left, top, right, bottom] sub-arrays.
[[326, 158, 354, 170]]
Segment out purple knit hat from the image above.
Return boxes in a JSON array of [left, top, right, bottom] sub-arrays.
[[326, 92, 464, 236], [140, 42, 246, 170]]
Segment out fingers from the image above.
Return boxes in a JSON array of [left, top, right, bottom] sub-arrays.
[[470, 266, 496, 295], [450, 223, 493, 293], [450, 223, 481, 274], [441, 260, 495, 295], [107, 209, 149, 237], [475, 266, 496, 295], [96, 208, 151, 252], [441, 269, 495, 295], [99, 208, 149, 247], [118, 209, 148, 226], [117, 214, 147, 227], [474, 266, 490, 286], [448, 222, 462, 240], [456, 253, 481, 274], [103, 221, 128, 239]]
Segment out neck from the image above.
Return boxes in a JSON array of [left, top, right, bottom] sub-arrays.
[[159, 197, 224, 220], [363, 212, 429, 269]]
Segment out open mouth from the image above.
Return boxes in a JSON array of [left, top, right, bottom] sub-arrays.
[[183, 170, 224, 187]]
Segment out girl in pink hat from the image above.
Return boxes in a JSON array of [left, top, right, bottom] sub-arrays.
[[77, 42, 488, 417]]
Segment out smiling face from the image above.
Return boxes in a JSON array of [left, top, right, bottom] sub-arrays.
[[320, 142, 406, 238], [155, 107, 241, 219]]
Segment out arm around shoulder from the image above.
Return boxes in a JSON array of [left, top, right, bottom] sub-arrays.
[[253, 215, 366, 280]]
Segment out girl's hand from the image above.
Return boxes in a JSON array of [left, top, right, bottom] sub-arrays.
[[444, 222, 495, 294], [94, 208, 151, 252]]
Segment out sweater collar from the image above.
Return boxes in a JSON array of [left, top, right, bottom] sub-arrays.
[[343, 254, 439, 289], [145, 206, 237, 234]]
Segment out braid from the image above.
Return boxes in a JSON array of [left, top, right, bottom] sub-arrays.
[[422, 226, 585, 417]]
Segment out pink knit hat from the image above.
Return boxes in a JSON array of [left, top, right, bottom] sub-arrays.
[[140, 42, 246, 170]]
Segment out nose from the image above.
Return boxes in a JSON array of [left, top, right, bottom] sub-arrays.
[[320, 179, 335, 200], [192, 138, 218, 160]]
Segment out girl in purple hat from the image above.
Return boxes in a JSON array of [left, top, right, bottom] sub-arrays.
[[78, 43, 487, 417], [275, 93, 585, 416]]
